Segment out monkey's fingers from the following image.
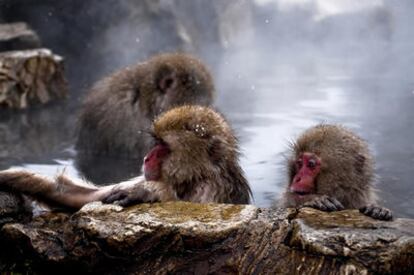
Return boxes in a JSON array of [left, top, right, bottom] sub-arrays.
[[303, 197, 328, 211], [359, 205, 393, 221], [107, 193, 142, 207], [327, 197, 345, 211], [316, 199, 329, 211], [102, 190, 128, 204], [303, 196, 343, 212], [113, 198, 136, 207], [321, 198, 339, 212]]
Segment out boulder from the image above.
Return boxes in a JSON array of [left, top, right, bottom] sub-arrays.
[[0, 191, 31, 227], [0, 48, 68, 109], [0, 201, 413, 274]]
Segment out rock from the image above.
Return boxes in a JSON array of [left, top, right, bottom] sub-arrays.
[[0, 22, 41, 52], [0, 191, 31, 227], [0, 202, 413, 274], [0, 48, 68, 109]]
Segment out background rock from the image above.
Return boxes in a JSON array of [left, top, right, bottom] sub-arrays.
[[0, 48, 67, 109]]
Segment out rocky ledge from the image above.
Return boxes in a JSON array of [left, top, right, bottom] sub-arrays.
[[0, 201, 413, 274]]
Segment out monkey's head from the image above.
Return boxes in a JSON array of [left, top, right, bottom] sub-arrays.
[[142, 105, 243, 189], [138, 53, 215, 118], [286, 124, 374, 207]]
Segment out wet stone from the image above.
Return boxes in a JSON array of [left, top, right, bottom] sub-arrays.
[[0, 202, 413, 274], [0, 48, 68, 109]]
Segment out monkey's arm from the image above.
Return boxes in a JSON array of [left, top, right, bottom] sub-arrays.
[[0, 170, 113, 209], [102, 180, 177, 206]]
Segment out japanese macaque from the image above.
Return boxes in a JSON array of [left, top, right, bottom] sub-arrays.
[[282, 124, 392, 221], [0, 106, 251, 211], [76, 53, 215, 159]]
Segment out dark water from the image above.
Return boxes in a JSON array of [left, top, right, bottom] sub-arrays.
[[1, 49, 413, 218]]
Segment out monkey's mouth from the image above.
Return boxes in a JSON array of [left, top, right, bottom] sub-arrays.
[[289, 186, 312, 197], [293, 191, 311, 196]]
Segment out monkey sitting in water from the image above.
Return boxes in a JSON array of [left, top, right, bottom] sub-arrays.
[[75, 53, 216, 183], [0, 106, 252, 210], [76, 53, 215, 159], [281, 124, 393, 221]]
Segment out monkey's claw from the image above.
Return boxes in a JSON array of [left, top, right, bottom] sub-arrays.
[[303, 195, 345, 212], [359, 205, 393, 221], [102, 186, 160, 207], [102, 190, 128, 205]]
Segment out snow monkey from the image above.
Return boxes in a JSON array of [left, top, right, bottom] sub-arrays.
[[282, 124, 392, 221], [76, 53, 215, 159], [0, 106, 251, 211]]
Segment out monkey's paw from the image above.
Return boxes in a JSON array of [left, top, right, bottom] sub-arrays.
[[302, 195, 345, 212], [359, 205, 393, 221], [102, 187, 159, 207]]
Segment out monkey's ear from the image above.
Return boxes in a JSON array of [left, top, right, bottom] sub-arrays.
[[159, 71, 178, 94]]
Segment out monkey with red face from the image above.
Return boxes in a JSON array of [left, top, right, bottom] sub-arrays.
[[281, 124, 392, 221], [0, 106, 252, 210]]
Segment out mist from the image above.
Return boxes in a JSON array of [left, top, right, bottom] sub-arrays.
[[1, 0, 413, 217]]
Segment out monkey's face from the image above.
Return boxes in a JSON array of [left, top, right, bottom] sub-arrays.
[[143, 105, 236, 186], [286, 124, 374, 207], [143, 142, 170, 181], [287, 152, 322, 204]]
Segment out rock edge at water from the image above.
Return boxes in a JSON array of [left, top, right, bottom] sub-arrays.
[[0, 201, 413, 274]]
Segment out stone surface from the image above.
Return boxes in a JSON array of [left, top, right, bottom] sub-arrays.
[[0, 191, 31, 227], [0, 48, 68, 108], [0, 22, 41, 52], [0, 201, 413, 274]]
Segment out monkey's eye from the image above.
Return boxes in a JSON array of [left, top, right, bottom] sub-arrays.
[[307, 158, 317, 169], [296, 159, 303, 168]]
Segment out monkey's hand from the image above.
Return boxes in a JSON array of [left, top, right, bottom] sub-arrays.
[[302, 195, 345, 212], [359, 205, 393, 221], [102, 185, 160, 207]]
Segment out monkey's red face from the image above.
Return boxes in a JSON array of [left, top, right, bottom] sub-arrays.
[[290, 152, 321, 198], [143, 143, 170, 181]]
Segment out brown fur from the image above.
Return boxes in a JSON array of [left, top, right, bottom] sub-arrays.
[[104, 105, 252, 205], [282, 124, 392, 220], [152, 105, 251, 204], [0, 106, 251, 211], [76, 53, 215, 159], [283, 124, 374, 209]]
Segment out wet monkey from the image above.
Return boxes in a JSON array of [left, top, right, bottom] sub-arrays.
[[282, 124, 392, 221], [0, 106, 252, 210], [76, 53, 215, 159]]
